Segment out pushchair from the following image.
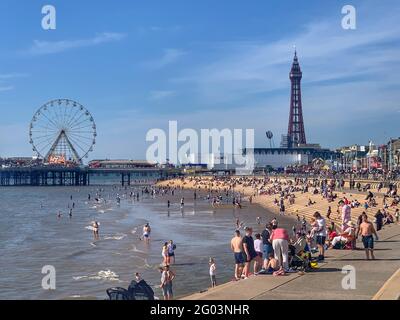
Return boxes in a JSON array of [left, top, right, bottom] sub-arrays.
[[106, 279, 155, 300], [288, 237, 312, 271]]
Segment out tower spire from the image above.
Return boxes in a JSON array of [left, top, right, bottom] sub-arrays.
[[287, 50, 306, 147]]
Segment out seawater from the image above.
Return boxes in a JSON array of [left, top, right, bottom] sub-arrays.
[[0, 186, 293, 299]]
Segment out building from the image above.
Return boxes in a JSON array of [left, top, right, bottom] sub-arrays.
[[378, 138, 400, 170], [88, 159, 157, 169], [244, 51, 338, 170], [336, 144, 370, 170], [244, 146, 337, 170], [287, 50, 307, 147]]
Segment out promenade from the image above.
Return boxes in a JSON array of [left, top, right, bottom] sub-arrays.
[[184, 223, 400, 300], [158, 176, 400, 300]]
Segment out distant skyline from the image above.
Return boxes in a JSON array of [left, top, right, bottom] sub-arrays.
[[0, 0, 399, 160]]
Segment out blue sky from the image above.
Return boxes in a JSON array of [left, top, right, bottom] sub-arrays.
[[0, 0, 399, 160]]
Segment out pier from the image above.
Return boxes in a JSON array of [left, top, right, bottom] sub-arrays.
[[0, 166, 179, 186]]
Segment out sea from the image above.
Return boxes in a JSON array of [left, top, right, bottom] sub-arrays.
[[0, 184, 293, 299]]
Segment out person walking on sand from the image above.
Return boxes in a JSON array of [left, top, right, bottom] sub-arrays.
[[374, 210, 384, 231], [358, 215, 379, 260], [230, 230, 244, 280], [209, 258, 217, 288]]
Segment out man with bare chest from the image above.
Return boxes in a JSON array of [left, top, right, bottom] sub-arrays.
[[231, 230, 244, 280], [358, 215, 379, 260]]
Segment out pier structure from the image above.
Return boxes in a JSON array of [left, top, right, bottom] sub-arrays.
[[0, 166, 177, 186]]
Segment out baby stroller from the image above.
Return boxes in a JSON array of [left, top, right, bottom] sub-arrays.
[[106, 279, 155, 300], [288, 236, 312, 271]]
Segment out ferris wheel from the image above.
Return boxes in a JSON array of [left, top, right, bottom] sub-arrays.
[[29, 99, 96, 164]]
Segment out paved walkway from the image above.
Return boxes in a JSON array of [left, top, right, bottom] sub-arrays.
[[184, 224, 400, 300]]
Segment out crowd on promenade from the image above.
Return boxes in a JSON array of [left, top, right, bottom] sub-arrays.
[[170, 174, 400, 282]]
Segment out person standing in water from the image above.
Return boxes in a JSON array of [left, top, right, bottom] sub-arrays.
[[142, 223, 151, 242], [167, 240, 176, 264], [209, 258, 217, 288], [162, 242, 169, 265], [92, 221, 99, 240], [180, 197, 184, 209], [159, 265, 175, 300]]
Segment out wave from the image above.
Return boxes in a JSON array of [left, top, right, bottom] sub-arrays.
[[73, 270, 120, 282], [103, 233, 127, 241]]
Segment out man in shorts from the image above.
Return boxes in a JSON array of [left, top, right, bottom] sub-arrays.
[[242, 227, 257, 278], [230, 230, 244, 280], [159, 265, 175, 300], [358, 215, 379, 260]]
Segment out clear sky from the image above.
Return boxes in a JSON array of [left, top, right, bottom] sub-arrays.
[[0, 0, 399, 160]]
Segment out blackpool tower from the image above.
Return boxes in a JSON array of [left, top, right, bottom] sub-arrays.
[[287, 50, 306, 147]]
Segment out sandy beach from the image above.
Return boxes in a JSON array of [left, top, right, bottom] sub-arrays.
[[158, 176, 399, 234]]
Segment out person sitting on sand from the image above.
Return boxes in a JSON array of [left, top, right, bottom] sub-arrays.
[[329, 221, 355, 249], [307, 198, 316, 206]]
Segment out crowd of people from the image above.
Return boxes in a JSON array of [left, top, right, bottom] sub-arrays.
[[169, 174, 399, 284], [54, 174, 399, 300]]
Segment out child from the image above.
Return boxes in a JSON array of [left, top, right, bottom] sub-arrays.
[[209, 258, 217, 288], [253, 233, 263, 273], [162, 242, 169, 266], [263, 253, 279, 273], [309, 217, 318, 238]]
